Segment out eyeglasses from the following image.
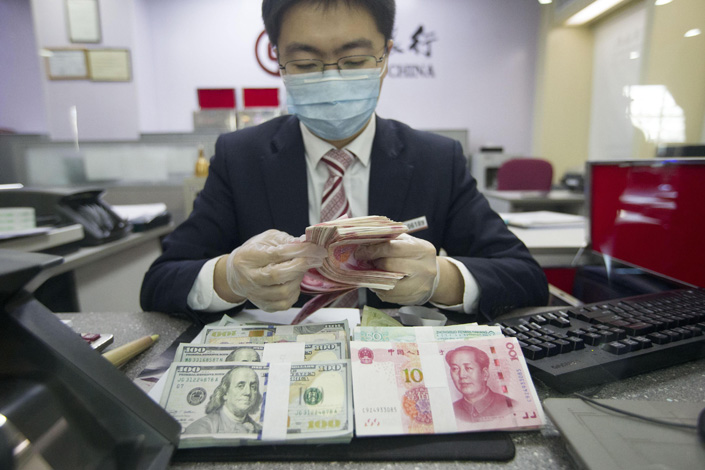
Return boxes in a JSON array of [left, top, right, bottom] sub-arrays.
[[279, 47, 387, 77]]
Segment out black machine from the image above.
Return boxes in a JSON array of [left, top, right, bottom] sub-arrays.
[[498, 287, 705, 392], [0, 188, 131, 246], [0, 249, 180, 469], [494, 159, 705, 392]]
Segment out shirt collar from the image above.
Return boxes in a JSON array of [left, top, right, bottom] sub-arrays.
[[300, 115, 376, 167]]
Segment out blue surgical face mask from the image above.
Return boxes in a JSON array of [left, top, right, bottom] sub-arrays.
[[282, 66, 384, 141]]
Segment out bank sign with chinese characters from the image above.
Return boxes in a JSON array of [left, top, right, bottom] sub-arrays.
[[388, 24, 437, 79], [255, 24, 438, 79]]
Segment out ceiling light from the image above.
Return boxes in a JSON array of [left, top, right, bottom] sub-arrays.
[[654, 0, 672, 5], [684, 28, 701, 38], [629, 51, 640, 59], [538, 0, 553, 4], [566, 0, 628, 26]]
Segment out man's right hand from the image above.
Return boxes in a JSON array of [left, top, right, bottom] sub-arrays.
[[214, 230, 327, 312]]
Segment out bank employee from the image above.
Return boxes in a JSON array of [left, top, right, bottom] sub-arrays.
[[140, 0, 548, 324]]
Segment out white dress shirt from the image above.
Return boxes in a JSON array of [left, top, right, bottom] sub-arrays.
[[187, 115, 480, 313]]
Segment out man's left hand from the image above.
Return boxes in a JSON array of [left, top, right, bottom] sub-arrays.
[[355, 233, 438, 305]]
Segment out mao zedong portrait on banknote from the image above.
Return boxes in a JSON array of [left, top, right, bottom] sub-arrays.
[[183, 366, 263, 435], [446, 346, 519, 422]]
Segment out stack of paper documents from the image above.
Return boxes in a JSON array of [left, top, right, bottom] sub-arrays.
[[500, 211, 585, 229], [111, 203, 168, 224]]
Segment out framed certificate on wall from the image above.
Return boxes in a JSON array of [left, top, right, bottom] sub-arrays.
[[87, 49, 131, 82], [45, 49, 89, 80], [66, 0, 102, 43]]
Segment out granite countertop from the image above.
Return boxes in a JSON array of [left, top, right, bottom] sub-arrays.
[[57, 311, 705, 470]]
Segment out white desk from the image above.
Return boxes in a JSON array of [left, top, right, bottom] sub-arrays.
[[9, 224, 173, 312], [484, 189, 585, 215], [507, 225, 587, 267], [0, 224, 84, 251], [54, 310, 705, 469]]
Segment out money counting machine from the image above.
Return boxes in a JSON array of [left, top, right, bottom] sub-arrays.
[[0, 249, 180, 470]]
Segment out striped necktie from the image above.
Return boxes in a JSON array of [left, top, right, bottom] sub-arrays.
[[320, 148, 359, 307], [320, 148, 355, 222]]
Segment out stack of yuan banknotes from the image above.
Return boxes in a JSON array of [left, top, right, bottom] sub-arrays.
[[350, 323, 545, 435], [158, 315, 544, 449], [295, 216, 408, 323]]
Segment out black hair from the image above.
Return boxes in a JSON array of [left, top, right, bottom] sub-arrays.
[[262, 0, 396, 47]]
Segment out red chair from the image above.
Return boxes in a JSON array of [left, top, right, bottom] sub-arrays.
[[496, 158, 553, 191]]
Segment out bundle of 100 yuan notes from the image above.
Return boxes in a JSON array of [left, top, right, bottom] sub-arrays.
[[350, 337, 545, 436], [158, 320, 544, 448]]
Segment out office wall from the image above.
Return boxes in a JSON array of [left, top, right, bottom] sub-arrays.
[[535, 0, 705, 172], [1, 0, 541, 156], [533, 13, 593, 182], [588, 1, 646, 161], [29, 0, 142, 141], [379, 0, 540, 155], [134, 0, 540, 155], [637, 0, 705, 157], [0, 0, 46, 133]]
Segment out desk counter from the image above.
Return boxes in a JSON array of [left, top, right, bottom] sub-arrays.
[[57, 311, 705, 470], [506, 225, 587, 267], [25, 224, 173, 312], [484, 190, 585, 215]]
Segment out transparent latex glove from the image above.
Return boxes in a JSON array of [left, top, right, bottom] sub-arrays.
[[355, 233, 439, 305], [226, 229, 327, 312]]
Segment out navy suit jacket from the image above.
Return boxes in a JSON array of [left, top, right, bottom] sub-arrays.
[[140, 115, 548, 324]]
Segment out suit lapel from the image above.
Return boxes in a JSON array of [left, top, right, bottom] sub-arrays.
[[368, 116, 414, 220], [261, 116, 310, 236]]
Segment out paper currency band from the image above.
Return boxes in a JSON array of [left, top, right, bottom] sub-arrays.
[[418, 342, 458, 434], [261, 362, 292, 441]]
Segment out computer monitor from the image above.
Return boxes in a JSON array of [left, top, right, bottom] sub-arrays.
[[586, 158, 705, 289]]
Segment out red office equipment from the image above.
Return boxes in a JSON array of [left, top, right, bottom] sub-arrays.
[[588, 159, 705, 288], [197, 88, 236, 109], [242, 88, 279, 108]]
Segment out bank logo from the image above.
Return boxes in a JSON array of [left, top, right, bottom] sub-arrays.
[[255, 31, 279, 77]]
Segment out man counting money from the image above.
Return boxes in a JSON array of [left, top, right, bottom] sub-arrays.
[[140, 0, 548, 324]]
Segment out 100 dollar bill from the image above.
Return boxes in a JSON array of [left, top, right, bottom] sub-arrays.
[[350, 337, 544, 436], [160, 360, 353, 447], [202, 321, 349, 345], [353, 324, 502, 342], [174, 341, 347, 363]]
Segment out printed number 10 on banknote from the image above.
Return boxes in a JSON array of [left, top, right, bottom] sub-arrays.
[[350, 337, 544, 437]]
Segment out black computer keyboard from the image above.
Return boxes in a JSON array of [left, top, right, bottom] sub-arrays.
[[496, 288, 705, 393]]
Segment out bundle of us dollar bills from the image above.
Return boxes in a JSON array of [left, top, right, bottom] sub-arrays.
[[159, 321, 353, 447], [160, 360, 353, 447]]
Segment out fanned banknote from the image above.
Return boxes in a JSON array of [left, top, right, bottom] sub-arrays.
[[294, 216, 408, 324], [160, 360, 353, 447], [350, 337, 544, 436], [174, 341, 347, 363], [353, 324, 502, 342]]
